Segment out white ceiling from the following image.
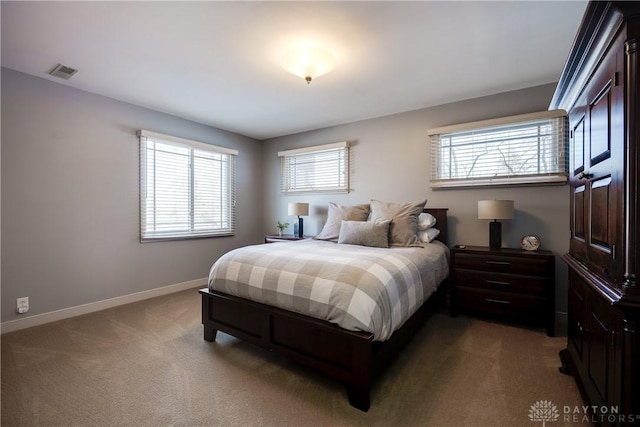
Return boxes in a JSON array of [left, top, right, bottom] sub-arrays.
[[1, 1, 587, 140]]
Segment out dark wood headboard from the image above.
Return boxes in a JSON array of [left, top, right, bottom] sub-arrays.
[[423, 208, 448, 246]]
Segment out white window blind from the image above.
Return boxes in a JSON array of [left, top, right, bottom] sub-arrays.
[[138, 130, 237, 241], [278, 141, 350, 194], [428, 110, 568, 188]]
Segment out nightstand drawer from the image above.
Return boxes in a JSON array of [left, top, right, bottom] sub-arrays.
[[454, 269, 547, 296], [454, 252, 551, 276], [456, 287, 546, 319]]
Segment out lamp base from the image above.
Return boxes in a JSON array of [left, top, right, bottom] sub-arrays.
[[297, 217, 304, 238], [489, 221, 502, 250]]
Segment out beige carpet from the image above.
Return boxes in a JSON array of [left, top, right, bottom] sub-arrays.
[[2, 288, 585, 427]]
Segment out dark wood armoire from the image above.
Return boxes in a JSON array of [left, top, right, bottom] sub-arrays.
[[550, 2, 640, 424]]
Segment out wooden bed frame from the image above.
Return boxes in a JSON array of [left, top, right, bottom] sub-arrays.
[[200, 208, 448, 411]]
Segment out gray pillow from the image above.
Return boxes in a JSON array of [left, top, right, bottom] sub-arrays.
[[337, 220, 391, 248], [369, 199, 427, 247], [315, 203, 370, 241]]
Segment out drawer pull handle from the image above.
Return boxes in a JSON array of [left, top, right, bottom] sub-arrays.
[[485, 261, 510, 266], [486, 298, 511, 305], [486, 280, 510, 286]]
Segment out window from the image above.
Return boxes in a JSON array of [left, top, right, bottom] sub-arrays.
[[138, 130, 237, 241], [278, 141, 350, 194], [428, 110, 568, 188]]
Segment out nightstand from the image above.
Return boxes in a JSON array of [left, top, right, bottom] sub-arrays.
[[450, 246, 555, 336], [264, 235, 306, 243]]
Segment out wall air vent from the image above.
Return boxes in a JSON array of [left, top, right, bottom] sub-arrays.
[[49, 64, 78, 80]]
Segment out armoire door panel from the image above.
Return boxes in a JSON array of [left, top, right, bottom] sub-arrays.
[[573, 185, 586, 239], [587, 293, 619, 406], [589, 176, 612, 251], [572, 116, 586, 175], [588, 309, 609, 403], [571, 184, 587, 262], [589, 85, 612, 167], [580, 30, 623, 285], [568, 281, 585, 359]]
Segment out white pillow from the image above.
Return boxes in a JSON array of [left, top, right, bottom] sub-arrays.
[[417, 213, 437, 231], [418, 228, 440, 243]]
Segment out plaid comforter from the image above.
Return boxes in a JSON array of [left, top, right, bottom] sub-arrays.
[[208, 239, 449, 341]]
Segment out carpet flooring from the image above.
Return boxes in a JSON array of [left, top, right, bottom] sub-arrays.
[[2, 288, 585, 426]]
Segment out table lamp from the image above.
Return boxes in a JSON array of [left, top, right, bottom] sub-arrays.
[[288, 202, 309, 238], [478, 200, 514, 250]]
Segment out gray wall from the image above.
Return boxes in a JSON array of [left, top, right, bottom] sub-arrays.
[[1, 68, 570, 327], [261, 83, 570, 316], [1, 68, 263, 322]]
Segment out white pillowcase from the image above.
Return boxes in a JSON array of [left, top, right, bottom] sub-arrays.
[[417, 228, 440, 243], [417, 213, 437, 231]]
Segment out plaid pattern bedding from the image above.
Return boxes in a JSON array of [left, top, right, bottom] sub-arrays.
[[208, 239, 449, 341]]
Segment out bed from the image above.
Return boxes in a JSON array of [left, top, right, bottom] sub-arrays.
[[200, 207, 449, 411]]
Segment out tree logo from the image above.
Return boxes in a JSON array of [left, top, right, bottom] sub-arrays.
[[529, 400, 560, 426]]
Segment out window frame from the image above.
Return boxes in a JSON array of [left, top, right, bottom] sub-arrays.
[[428, 110, 568, 189], [278, 141, 350, 194], [138, 130, 238, 242]]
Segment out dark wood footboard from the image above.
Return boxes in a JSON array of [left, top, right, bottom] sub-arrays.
[[200, 282, 446, 411]]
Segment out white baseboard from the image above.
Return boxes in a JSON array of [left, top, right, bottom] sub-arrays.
[[1, 277, 207, 334]]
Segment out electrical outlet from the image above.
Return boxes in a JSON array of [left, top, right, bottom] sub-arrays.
[[16, 297, 29, 314]]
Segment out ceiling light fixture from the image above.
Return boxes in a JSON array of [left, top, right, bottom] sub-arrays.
[[281, 47, 335, 84]]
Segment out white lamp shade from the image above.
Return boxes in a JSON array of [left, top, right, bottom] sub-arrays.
[[478, 200, 514, 220], [288, 202, 309, 217]]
